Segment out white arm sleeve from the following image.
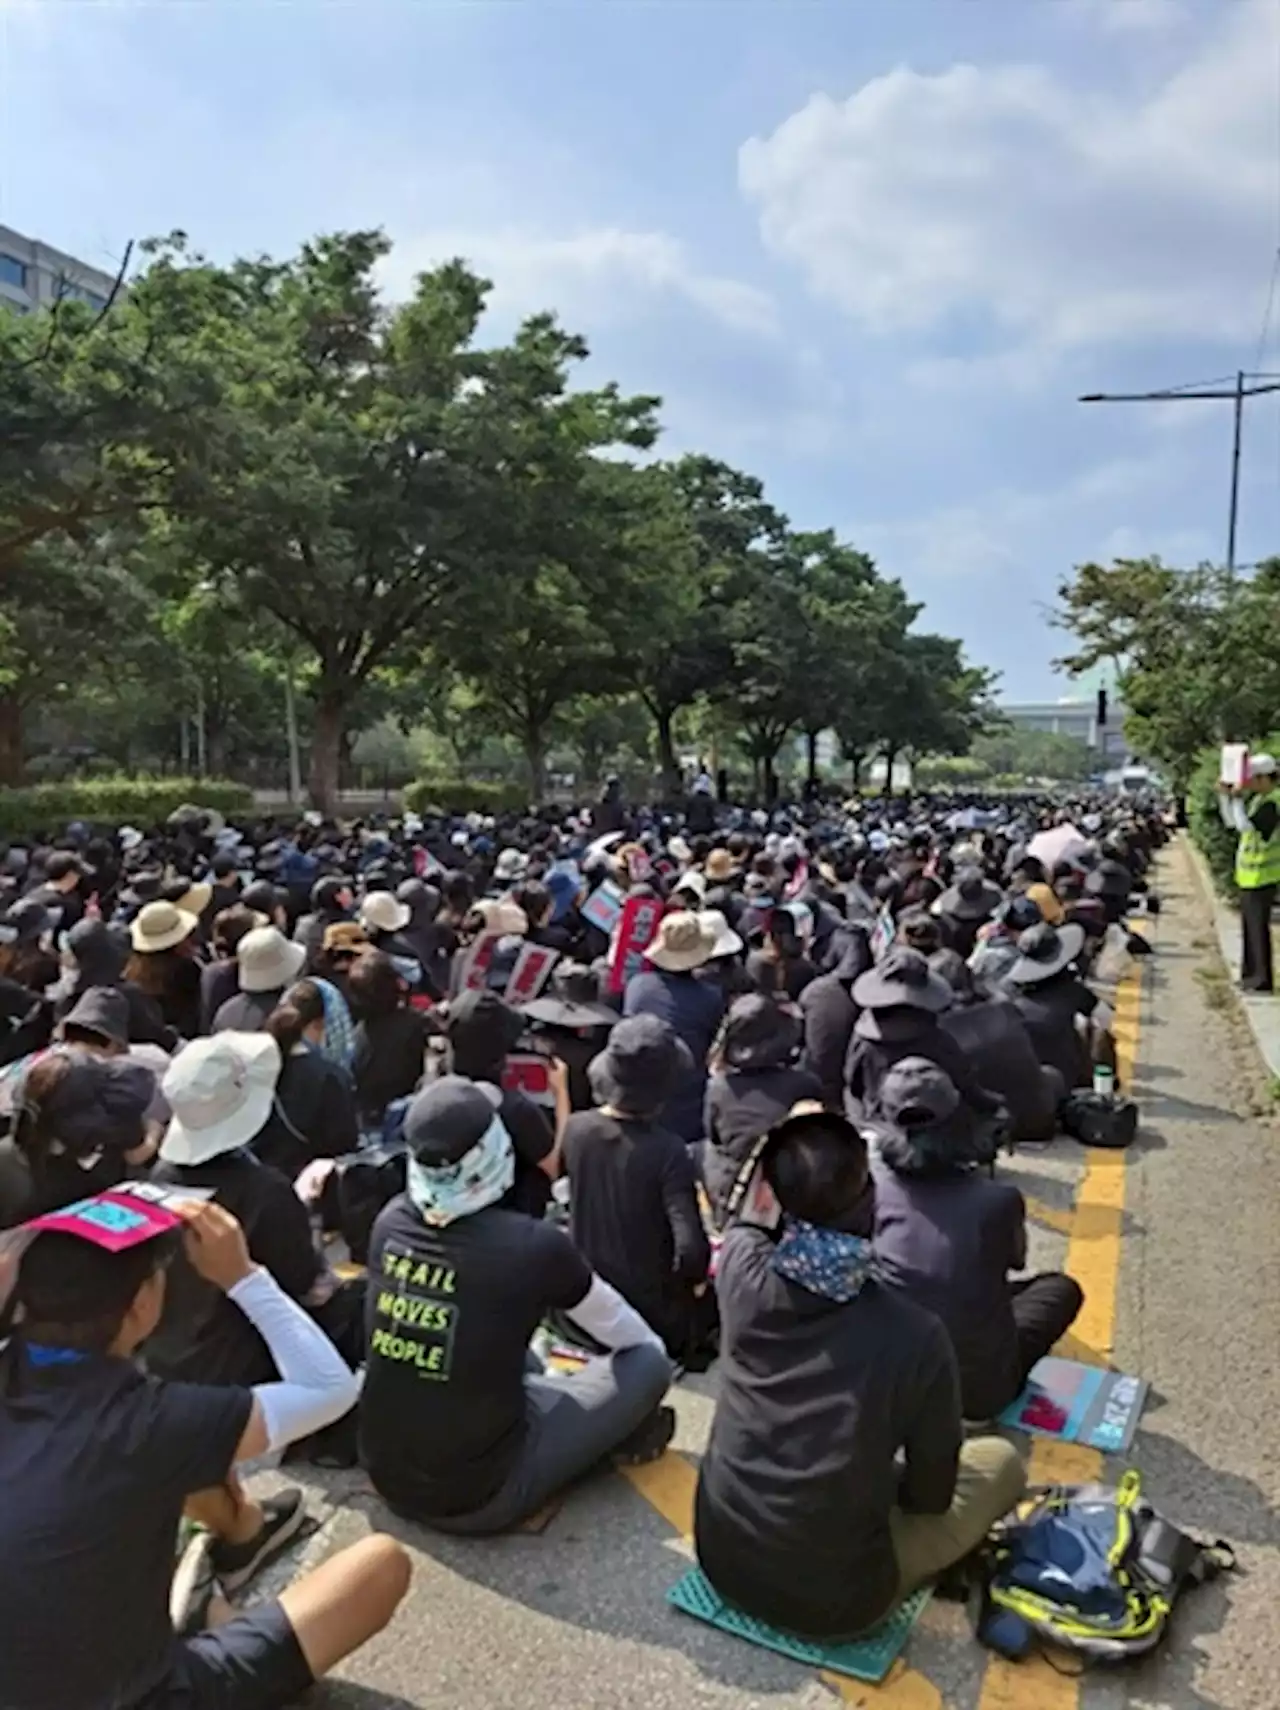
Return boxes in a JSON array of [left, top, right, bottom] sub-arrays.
[[227, 1266, 361, 1456], [564, 1273, 666, 1355]]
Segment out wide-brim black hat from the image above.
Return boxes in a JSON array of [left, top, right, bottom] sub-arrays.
[[1006, 921, 1087, 985], [936, 874, 1003, 921], [853, 947, 953, 1013]]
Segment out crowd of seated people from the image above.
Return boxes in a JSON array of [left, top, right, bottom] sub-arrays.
[[0, 788, 1165, 1706]]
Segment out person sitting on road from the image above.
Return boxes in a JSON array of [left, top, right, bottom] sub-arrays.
[[212, 927, 307, 1036], [623, 911, 727, 1145], [844, 947, 1004, 1127], [870, 1058, 1084, 1420], [0, 1198, 409, 1710], [1007, 923, 1116, 1091], [562, 1016, 713, 1363], [148, 1031, 363, 1383], [347, 950, 434, 1128], [968, 895, 1043, 992], [797, 924, 872, 1108], [704, 996, 823, 1229], [360, 1076, 675, 1534], [443, 988, 563, 1216], [931, 951, 1063, 1142], [932, 869, 1003, 961], [694, 1103, 1025, 1638], [0, 1047, 159, 1230]]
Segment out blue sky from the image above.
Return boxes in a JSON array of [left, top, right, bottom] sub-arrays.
[[3, 0, 1279, 699]]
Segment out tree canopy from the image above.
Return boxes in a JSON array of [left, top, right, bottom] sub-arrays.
[[2, 229, 1000, 806]]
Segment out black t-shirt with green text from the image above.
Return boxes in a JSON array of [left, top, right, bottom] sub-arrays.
[[359, 1195, 592, 1519]]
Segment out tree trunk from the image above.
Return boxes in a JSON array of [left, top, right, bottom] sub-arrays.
[[654, 705, 681, 800], [0, 691, 23, 786], [848, 750, 865, 794], [765, 757, 779, 804], [805, 728, 820, 788], [309, 690, 345, 813], [524, 724, 547, 804], [881, 748, 898, 796]]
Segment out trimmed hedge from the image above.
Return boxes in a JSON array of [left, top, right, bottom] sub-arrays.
[[0, 777, 253, 838], [1188, 733, 1280, 899], [403, 777, 532, 816]]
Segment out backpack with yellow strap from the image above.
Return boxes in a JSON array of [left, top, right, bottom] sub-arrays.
[[976, 1471, 1235, 1667]]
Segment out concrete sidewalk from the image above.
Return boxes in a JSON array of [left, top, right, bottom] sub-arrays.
[[1184, 834, 1280, 1079]]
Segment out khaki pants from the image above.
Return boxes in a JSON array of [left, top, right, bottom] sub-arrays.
[[890, 1437, 1026, 1594]]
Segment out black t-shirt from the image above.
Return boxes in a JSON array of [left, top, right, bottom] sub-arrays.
[[147, 1153, 321, 1386], [562, 1109, 709, 1352], [703, 1064, 824, 1227], [695, 1225, 961, 1637], [1013, 976, 1098, 1090], [0, 1346, 250, 1710], [353, 1009, 432, 1121], [360, 1196, 591, 1519], [497, 1086, 556, 1217], [253, 1047, 360, 1179]]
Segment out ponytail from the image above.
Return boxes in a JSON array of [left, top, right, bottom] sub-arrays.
[[264, 979, 325, 1056]]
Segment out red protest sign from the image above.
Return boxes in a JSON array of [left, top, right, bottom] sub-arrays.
[[504, 942, 560, 1005], [608, 894, 663, 994], [455, 933, 500, 992]]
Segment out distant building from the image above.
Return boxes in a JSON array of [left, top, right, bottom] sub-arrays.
[[1001, 696, 1129, 764], [0, 223, 117, 317]]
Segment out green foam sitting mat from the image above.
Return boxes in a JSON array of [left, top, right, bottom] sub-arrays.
[[666, 1569, 930, 1683]]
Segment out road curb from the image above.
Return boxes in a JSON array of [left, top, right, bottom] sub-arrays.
[[1183, 833, 1280, 1078]]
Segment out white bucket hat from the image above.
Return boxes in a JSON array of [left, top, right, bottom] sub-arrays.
[[236, 925, 307, 993], [130, 900, 199, 954], [359, 891, 411, 934], [160, 1032, 283, 1165], [698, 909, 743, 959]]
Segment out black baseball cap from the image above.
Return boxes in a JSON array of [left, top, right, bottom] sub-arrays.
[[404, 1075, 502, 1166]]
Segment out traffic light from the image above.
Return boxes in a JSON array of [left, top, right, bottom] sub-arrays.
[[1096, 688, 1108, 729]]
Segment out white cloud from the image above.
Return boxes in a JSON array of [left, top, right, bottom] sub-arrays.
[[1064, 0, 1186, 34], [382, 226, 778, 337], [739, 0, 1279, 351]]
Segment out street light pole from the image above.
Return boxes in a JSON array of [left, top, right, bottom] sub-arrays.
[[1079, 370, 1280, 575]]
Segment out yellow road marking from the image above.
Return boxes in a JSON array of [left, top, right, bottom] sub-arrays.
[[975, 922, 1150, 1710], [1024, 1197, 1073, 1238]]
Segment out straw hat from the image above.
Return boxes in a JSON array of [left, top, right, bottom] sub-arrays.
[[643, 910, 718, 972], [704, 849, 736, 883], [130, 900, 199, 954]]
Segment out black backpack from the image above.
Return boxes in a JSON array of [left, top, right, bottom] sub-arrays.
[[1062, 1091, 1138, 1149]]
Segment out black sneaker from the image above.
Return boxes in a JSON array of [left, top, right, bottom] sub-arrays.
[[611, 1405, 676, 1467], [171, 1531, 219, 1635], [212, 1490, 307, 1595]]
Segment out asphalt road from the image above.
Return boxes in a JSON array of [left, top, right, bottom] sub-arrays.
[[249, 838, 1280, 1710]]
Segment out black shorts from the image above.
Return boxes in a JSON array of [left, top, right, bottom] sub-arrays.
[[145, 1602, 313, 1709]]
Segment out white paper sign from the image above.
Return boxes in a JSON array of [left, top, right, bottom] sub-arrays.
[[1220, 743, 1250, 789]]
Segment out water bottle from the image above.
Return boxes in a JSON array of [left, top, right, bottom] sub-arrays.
[[1093, 1065, 1115, 1101]]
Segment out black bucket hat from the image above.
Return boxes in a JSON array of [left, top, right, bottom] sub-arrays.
[[852, 947, 953, 1013], [588, 1014, 693, 1117], [721, 994, 801, 1070], [0, 897, 55, 946], [60, 986, 130, 1048]]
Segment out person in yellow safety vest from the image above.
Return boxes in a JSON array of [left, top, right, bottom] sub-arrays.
[[1234, 752, 1280, 993]]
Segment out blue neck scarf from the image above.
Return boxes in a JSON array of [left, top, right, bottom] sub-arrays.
[[772, 1218, 877, 1303]]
